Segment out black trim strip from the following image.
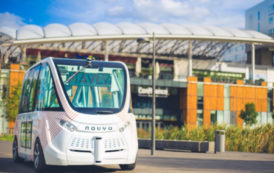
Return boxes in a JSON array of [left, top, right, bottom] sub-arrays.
[[69, 149, 92, 153], [105, 149, 124, 153]]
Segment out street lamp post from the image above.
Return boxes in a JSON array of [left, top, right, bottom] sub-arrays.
[[136, 32, 156, 156], [151, 32, 156, 156]]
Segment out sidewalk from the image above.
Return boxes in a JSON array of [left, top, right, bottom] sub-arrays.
[[138, 149, 274, 161]]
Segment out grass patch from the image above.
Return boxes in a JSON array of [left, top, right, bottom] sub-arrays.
[[0, 134, 14, 142]]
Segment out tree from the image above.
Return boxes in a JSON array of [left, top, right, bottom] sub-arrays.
[[240, 103, 258, 126], [3, 83, 22, 122]]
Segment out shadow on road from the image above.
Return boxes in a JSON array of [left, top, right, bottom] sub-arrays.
[[0, 157, 120, 173]]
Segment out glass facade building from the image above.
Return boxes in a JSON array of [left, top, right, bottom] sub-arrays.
[[1, 57, 274, 131]]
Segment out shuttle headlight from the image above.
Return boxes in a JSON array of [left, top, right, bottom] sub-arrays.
[[119, 121, 130, 133], [60, 120, 77, 132]]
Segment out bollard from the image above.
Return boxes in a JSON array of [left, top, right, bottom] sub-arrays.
[[215, 130, 225, 153]]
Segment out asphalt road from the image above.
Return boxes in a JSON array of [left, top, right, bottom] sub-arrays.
[[0, 140, 274, 173]]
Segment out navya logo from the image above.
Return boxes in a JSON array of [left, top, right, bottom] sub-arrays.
[[84, 125, 113, 132]]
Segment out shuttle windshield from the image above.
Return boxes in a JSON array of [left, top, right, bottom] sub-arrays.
[[53, 59, 127, 114]]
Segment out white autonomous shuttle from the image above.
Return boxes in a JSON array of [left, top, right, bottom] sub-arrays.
[[12, 57, 138, 171]]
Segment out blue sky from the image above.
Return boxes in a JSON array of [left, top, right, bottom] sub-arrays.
[[0, 0, 263, 29]]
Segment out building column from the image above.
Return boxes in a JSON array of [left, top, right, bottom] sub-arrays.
[[135, 57, 142, 77], [188, 40, 192, 76], [251, 43, 255, 82], [21, 47, 26, 64], [104, 40, 109, 61], [4, 51, 9, 65], [37, 51, 41, 62]]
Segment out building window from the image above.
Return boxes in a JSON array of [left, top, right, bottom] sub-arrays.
[[269, 17, 273, 24], [269, 28, 274, 36], [249, 14, 253, 21], [210, 111, 217, 124], [197, 110, 203, 126], [197, 96, 203, 109], [257, 11, 260, 20]]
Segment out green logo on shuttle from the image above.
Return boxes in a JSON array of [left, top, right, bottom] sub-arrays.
[[67, 72, 112, 86]]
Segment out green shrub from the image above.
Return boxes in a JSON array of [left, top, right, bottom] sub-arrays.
[[240, 103, 258, 125], [137, 124, 274, 153]]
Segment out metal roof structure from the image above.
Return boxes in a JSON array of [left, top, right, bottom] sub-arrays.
[[0, 22, 273, 60]]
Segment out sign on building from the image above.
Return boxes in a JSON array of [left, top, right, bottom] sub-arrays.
[[138, 86, 168, 97]]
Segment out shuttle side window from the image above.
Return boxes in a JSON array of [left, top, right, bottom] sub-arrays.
[[19, 71, 30, 113], [36, 63, 61, 110], [19, 68, 35, 113], [19, 65, 40, 113], [28, 65, 40, 111]]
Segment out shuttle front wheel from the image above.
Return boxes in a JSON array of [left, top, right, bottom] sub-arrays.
[[119, 161, 136, 170], [12, 137, 23, 163], [33, 139, 47, 172]]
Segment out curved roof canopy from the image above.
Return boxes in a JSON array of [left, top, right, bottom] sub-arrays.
[[0, 22, 273, 59], [0, 22, 272, 43]]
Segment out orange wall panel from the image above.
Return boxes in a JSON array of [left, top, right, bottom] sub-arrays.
[[204, 97, 210, 110], [261, 82, 267, 86], [203, 110, 211, 127], [231, 84, 268, 124], [255, 99, 262, 112], [250, 87, 256, 99], [185, 76, 197, 127], [204, 83, 225, 111], [204, 77, 211, 83], [10, 64, 20, 70], [217, 97, 224, 110], [188, 76, 198, 82], [187, 96, 197, 109], [261, 99, 268, 112], [236, 80, 244, 85], [203, 78, 224, 127], [9, 64, 25, 96], [186, 109, 197, 128]]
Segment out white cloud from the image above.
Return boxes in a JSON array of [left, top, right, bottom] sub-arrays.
[[202, 14, 245, 28], [133, 0, 212, 23], [0, 12, 24, 28], [46, 0, 264, 28], [161, 0, 190, 16], [108, 6, 125, 16], [132, 0, 263, 27]]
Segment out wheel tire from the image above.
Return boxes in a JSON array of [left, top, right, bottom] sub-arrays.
[[12, 137, 23, 163], [119, 161, 136, 170], [33, 139, 47, 172]]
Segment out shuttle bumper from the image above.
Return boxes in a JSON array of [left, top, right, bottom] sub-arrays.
[[43, 130, 137, 166]]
